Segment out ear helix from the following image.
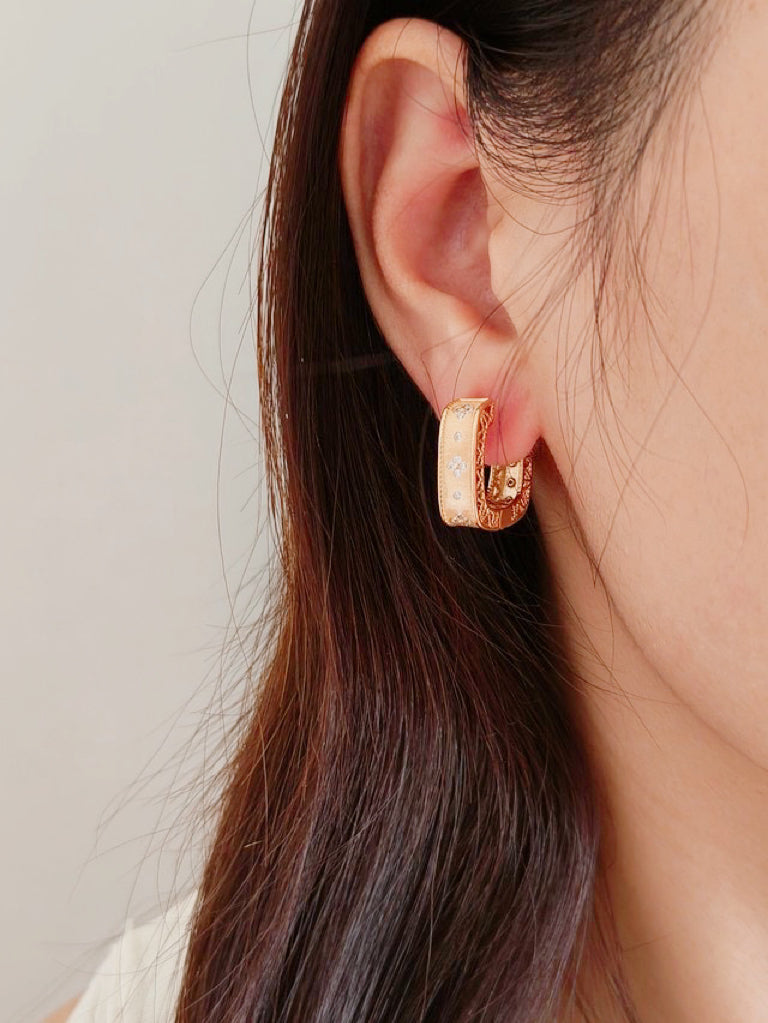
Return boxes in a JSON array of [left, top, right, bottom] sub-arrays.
[[437, 398, 534, 530]]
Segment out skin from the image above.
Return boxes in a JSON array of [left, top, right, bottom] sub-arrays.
[[42, 993, 80, 1022], [339, 5, 768, 1021]]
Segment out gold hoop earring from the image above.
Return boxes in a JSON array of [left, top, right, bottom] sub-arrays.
[[437, 398, 534, 530]]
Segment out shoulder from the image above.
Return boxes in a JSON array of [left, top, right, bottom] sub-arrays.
[[49, 888, 198, 1023]]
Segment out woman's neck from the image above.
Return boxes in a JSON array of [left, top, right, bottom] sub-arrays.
[[535, 457, 768, 1022]]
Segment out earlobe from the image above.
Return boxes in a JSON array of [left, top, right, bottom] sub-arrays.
[[338, 17, 542, 466]]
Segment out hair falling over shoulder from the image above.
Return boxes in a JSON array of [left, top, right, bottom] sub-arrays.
[[173, 2, 716, 1020]]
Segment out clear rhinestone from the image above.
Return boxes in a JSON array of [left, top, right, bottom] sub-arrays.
[[454, 404, 473, 420], [447, 455, 467, 477], [452, 511, 467, 524], [453, 431, 462, 442], [453, 490, 462, 500]]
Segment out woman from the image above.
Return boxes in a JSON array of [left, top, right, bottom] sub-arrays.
[[49, 0, 767, 1020]]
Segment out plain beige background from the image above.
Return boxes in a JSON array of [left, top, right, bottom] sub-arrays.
[[0, 2, 294, 1019]]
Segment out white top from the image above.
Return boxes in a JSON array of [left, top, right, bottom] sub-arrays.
[[69, 889, 198, 1022]]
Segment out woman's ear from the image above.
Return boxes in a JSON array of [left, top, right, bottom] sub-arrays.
[[337, 17, 542, 466]]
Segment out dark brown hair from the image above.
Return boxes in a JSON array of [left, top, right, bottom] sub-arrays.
[[174, 2, 720, 1020]]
